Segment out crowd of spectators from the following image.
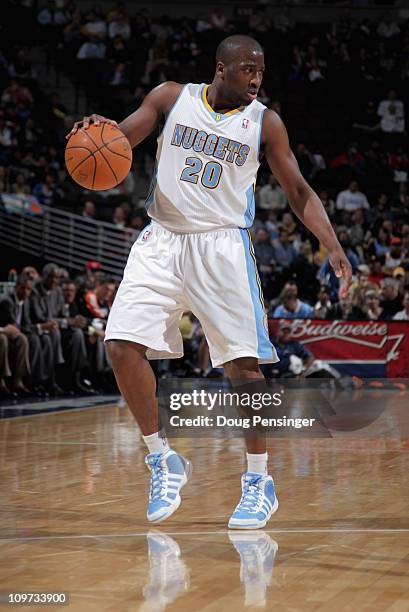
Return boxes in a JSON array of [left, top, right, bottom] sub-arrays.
[[0, 1, 76, 212], [252, 177, 409, 320], [1, 1, 409, 386], [0, 261, 117, 399]]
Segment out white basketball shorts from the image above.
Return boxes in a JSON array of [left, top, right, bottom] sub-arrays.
[[105, 221, 278, 368]]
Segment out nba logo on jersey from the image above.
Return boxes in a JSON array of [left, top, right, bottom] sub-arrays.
[[242, 118, 249, 129], [142, 228, 153, 242]]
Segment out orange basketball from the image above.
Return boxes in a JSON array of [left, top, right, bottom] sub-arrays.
[[65, 123, 132, 190]]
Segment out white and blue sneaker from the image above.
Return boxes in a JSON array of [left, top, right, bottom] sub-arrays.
[[228, 472, 279, 529], [145, 449, 192, 523]]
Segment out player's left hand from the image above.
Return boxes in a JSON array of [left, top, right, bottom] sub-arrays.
[[329, 249, 352, 299]]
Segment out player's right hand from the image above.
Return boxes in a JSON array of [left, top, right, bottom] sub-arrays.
[[66, 114, 118, 139]]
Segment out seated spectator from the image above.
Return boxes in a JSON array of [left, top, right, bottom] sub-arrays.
[[393, 291, 409, 321], [368, 193, 393, 228], [1, 79, 33, 107], [11, 173, 31, 195], [273, 288, 313, 319], [112, 205, 127, 227], [0, 117, 17, 148], [319, 190, 336, 217], [249, 8, 271, 35], [288, 46, 304, 81], [384, 238, 403, 271], [107, 1, 129, 23], [83, 276, 115, 320], [0, 274, 46, 394], [269, 321, 314, 378], [22, 266, 40, 281], [108, 35, 129, 64], [290, 241, 319, 303], [272, 228, 297, 272], [336, 181, 369, 212], [109, 63, 128, 87], [77, 36, 106, 60], [328, 296, 354, 321], [394, 183, 408, 210], [352, 100, 380, 134], [313, 285, 332, 319], [377, 90, 405, 134], [355, 263, 371, 284], [142, 41, 170, 85], [348, 209, 370, 251], [377, 14, 400, 39], [62, 280, 111, 390], [401, 229, 409, 255], [368, 255, 385, 287], [279, 212, 299, 245], [368, 227, 391, 258], [295, 143, 319, 181], [257, 176, 287, 211], [63, 9, 83, 44], [308, 58, 324, 82], [379, 278, 402, 319], [274, 7, 292, 33], [81, 200, 97, 219], [361, 289, 384, 320], [31, 263, 91, 394], [330, 143, 366, 177], [32, 173, 62, 206], [388, 148, 409, 181], [74, 261, 101, 295], [253, 227, 275, 276], [209, 9, 229, 32], [0, 314, 30, 399], [108, 12, 131, 40], [83, 10, 107, 39]]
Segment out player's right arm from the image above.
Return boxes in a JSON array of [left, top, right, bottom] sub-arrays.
[[66, 82, 183, 148]]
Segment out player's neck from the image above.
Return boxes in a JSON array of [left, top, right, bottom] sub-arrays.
[[206, 83, 242, 114]]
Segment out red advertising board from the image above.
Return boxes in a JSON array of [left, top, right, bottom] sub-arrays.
[[268, 319, 409, 378]]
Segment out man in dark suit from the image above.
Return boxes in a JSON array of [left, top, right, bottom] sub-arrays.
[[62, 279, 112, 390], [31, 263, 93, 394], [0, 274, 36, 397]]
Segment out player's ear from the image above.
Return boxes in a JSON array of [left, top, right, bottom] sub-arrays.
[[215, 61, 225, 79]]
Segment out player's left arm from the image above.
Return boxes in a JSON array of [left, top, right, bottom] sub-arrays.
[[261, 110, 352, 296]]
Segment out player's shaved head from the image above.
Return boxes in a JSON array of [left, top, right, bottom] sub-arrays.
[[216, 35, 263, 64], [211, 34, 265, 107]]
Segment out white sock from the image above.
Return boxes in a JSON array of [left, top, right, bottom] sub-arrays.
[[143, 430, 170, 455], [247, 452, 268, 475]]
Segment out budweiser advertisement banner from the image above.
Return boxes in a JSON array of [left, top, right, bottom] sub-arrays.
[[268, 319, 409, 378]]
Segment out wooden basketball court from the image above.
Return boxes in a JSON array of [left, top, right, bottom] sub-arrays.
[[1, 394, 408, 611]]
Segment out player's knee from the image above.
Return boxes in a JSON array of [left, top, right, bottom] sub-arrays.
[[106, 340, 147, 367], [224, 356, 260, 378]]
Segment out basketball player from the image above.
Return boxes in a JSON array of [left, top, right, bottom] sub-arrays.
[[68, 36, 352, 529]]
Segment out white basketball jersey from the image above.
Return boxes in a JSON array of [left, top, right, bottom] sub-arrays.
[[146, 83, 267, 233]]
